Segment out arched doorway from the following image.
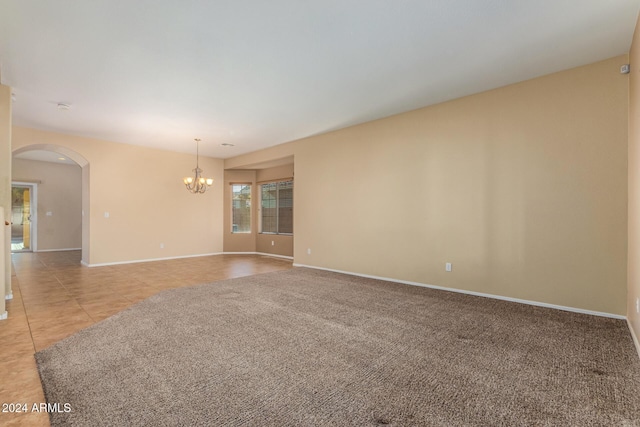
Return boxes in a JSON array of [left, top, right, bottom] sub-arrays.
[[12, 144, 90, 265]]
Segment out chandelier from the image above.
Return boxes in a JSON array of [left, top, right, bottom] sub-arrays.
[[183, 138, 213, 194]]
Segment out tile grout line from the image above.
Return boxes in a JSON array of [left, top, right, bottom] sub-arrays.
[[53, 272, 99, 324], [13, 266, 39, 355]]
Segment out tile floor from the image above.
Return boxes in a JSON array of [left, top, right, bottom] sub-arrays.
[[0, 251, 293, 426]]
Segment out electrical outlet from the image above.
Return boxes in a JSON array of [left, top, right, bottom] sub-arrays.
[[307, 248, 311, 255], [160, 243, 164, 249], [271, 241, 275, 246], [445, 262, 452, 272], [636, 297, 640, 314]]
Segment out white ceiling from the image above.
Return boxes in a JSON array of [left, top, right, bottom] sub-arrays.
[[1, 1, 639, 159]]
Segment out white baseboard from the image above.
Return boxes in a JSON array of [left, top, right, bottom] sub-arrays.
[[35, 248, 81, 252], [0, 311, 7, 320], [83, 252, 293, 267], [5, 292, 13, 300], [293, 263, 626, 320], [85, 252, 223, 267], [256, 252, 294, 260], [628, 319, 640, 359], [223, 251, 293, 260]]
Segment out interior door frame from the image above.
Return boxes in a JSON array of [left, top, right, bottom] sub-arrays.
[[12, 181, 38, 252]]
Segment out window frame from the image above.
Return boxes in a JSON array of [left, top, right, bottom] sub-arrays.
[[230, 183, 252, 234], [259, 179, 293, 235]]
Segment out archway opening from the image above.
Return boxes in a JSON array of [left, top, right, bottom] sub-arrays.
[[12, 144, 90, 265]]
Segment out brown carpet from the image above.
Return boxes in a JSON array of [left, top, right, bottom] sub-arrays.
[[36, 268, 640, 426]]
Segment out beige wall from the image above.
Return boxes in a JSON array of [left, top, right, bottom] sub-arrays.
[[0, 84, 11, 313], [12, 158, 82, 251], [225, 142, 295, 170], [223, 164, 294, 257], [629, 14, 640, 347], [12, 127, 224, 265], [229, 56, 629, 315], [256, 164, 294, 183], [256, 233, 293, 258]]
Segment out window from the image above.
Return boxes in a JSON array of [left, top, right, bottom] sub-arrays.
[[231, 184, 251, 233], [260, 180, 293, 234]]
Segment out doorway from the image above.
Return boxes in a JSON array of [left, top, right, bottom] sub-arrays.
[[12, 144, 89, 264], [11, 183, 37, 252]]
